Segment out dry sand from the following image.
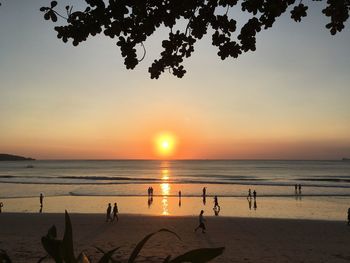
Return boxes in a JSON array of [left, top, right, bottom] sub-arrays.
[[1, 213, 350, 262]]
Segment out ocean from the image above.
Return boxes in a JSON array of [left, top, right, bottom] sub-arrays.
[[0, 160, 349, 219]]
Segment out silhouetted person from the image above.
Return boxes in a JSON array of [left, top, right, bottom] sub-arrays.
[[253, 190, 257, 200], [247, 197, 252, 210], [194, 210, 206, 233], [106, 203, 112, 222], [112, 203, 119, 221], [248, 189, 252, 199], [40, 193, 44, 207], [202, 187, 206, 197], [294, 184, 298, 194], [254, 200, 257, 210], [348, 208, 350, 225], [0, 202, 3, 213], [150, 187, 154, 197], [179, 191, 182, 199], [213, 195, 220, 209], [147, 187, 150, 197], [39, 206, 43, 213], [298, 184, 302, 194]]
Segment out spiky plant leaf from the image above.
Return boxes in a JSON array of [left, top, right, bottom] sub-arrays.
[[128, 229, 181, 263], [76, 252, 90, 263], [62, 210, 76, 263], [97, 247, 120, 263], [0, 250, 12, 263], [169, 247, 225, 263], [41, 233, 63, 263]]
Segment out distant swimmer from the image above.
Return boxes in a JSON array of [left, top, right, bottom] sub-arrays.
[[112, 203, 119, 222], [194, 210, 206, 233], [106, 203, 112, 222], [40, 193, 44, 207]]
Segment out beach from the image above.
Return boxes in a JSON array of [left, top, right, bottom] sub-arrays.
[[1, 213, 350, 262]]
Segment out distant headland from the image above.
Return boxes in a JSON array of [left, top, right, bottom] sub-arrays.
[[0, 154, 35, 161]]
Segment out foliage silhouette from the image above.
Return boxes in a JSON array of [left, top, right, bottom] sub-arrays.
[[1, 211, 225, 262], [38, 0, 349, 78]]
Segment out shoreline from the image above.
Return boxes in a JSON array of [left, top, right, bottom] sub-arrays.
[[0, 195, 349, 221], [1, 213, 349, 262]]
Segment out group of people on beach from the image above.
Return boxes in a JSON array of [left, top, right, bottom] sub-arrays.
[[295, 184, 302, 194], [247, 189, 258, 210], [106, 203, 119, 222]]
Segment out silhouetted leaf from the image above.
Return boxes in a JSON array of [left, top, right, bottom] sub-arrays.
[[0, 250, 12, 263], [97, 247, 120, 263], [41, 232, 63, 263], [128, 229, 181, 263], [37, 255, 48, 263], [163, 255, 172, 263], [51, 1, 57, 8], [62, 210, 76, 263], [77, 252, 90, 263], [169, 247, 225, 263]]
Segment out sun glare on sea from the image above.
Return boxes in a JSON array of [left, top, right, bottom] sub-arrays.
[[154, 133, 176, 158]]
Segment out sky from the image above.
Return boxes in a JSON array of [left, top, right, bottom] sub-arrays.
[[0, 1, 349, 160]]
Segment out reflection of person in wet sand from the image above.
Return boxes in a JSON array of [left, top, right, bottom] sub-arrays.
[[178, 191, 182, 207], [194, 210, 206, 233], [213, 205, 220, 216], [254, 200, 257, 210], [40, 193, 44, 207], [147, 196, 153, 208], [247, 197, 252, 210], [106, 203, 112, 222], [213, 195, 220, 209], [202, 195, 206, 205], [112, 203, 119, 221]]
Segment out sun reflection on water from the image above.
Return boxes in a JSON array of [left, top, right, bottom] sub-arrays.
[[160, 162, 171, 215]]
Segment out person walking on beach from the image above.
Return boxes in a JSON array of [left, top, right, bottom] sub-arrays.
[[253, 190, 257, 200], [40, 193, 44, 207], [248, 189, 252, 199], [202, 187, 206, 197], [106, 203, 112, 222], [112, 203, 119, 222], [213, 195, 220, 209], [347, 208, 350, 225], [194, 210, 206, 233], [0, 202, 3, 213], [298, 184, 302, 194]]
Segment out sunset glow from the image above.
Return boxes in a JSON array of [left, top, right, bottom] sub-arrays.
[[155, 133, 176, 158]]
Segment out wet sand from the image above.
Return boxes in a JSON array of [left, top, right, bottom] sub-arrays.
[[1, 213, 350, 262]]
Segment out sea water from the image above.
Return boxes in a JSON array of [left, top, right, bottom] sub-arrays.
[[0, 160, 349, 220]]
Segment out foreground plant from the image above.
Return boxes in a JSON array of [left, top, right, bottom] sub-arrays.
[[1, 211, 224, 262]]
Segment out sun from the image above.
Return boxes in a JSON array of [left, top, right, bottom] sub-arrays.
[[154, 133, 176, 158]]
